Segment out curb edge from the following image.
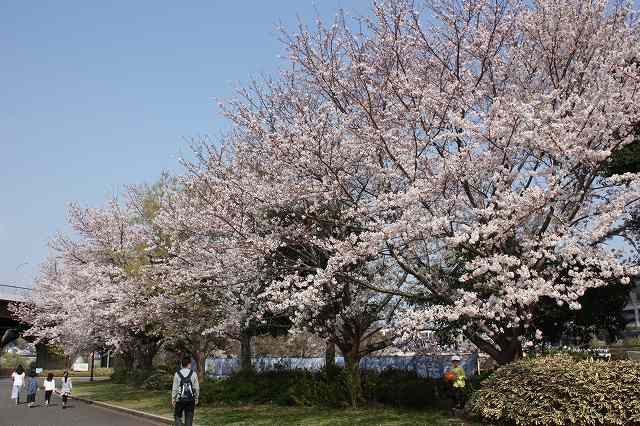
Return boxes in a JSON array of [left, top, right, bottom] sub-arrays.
[[71, 395, 174, 425]]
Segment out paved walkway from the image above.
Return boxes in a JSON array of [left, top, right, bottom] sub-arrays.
[[0, 379, 166, 426]]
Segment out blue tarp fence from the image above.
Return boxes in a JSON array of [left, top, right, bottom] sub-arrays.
[[205, 353, 478, 379]]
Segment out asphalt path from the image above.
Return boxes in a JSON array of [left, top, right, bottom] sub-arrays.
[[0, 379, 166, 426]]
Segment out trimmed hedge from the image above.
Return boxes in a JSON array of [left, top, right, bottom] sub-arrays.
[[468, 355, 640, 425], [42, 368, 113, 378], [200, 369, 313, 406], [199, 367, 481, 408], [111, 365, 483, 408], [112, 365, 174, 389]]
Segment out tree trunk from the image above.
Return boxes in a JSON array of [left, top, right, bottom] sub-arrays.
[[343, 349, 363, 408], [466, 331, 523, 365], [122, 350, 135, 370], [35, 343, 49, 369], [240, 333, 253, 371], [134, 350, 155, 371], [133, 339, 160, 371], [325, 340, 335, 369], [194, 350, 206, 383]]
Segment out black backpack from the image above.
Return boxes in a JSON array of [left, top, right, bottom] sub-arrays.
[[177, 370, 195, 402]]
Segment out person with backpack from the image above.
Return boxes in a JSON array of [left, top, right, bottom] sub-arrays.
[[171, 356, 199, 426]]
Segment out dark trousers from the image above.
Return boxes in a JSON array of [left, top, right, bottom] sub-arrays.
[[27, 393, 36, 404], [451, 386, 465, 409], [44, 390, 53, 404], [174, 400, 195, 426]]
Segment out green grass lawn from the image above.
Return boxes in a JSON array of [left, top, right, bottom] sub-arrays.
[[73, 380, 481, 426]]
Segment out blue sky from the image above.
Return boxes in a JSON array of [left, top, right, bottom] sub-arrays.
[[0, 1, 367, 286]]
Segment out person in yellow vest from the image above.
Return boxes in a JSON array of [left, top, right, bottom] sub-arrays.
[[448, 355, 466, 411]]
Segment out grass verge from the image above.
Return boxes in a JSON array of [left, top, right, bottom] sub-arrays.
[[73, 380, 481, 425]]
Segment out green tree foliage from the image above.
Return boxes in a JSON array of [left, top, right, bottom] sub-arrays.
[[533, 284, 630, 345]]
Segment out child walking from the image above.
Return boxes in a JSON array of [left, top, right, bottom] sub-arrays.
[[43, 373, 56, 406], [59, 371, 72, 409], [10, 364, 25, 405], [447, 355, 467, 414], [26, 370, 38, 407]]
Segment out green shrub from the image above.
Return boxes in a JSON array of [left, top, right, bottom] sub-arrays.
[[111, 365, 479, 409], [0, 352, 34, 370], [363, 369, 437, 408], [287, 368, 351, 408], [141, 370, 174, 390], [42, 368, 113, 377], [111, 367, 128, 384], [111, 367, 155, 386], [198, 367, 470, 409], [200, 369, 307, 406], [468, 355, 640, 425], [624, 337, 640, 347]]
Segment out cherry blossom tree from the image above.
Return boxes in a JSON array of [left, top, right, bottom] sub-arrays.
[[12, 258, 109, 367], [14, 197, 165, 371], [150, 143, 297, 372], [255, 203, 406, 404], [219, 0, 640, 364]]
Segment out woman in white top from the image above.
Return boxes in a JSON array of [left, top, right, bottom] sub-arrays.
[[10, 364, 25, 405], [59, 371, 72, 409], [43, 373, 56, 406]]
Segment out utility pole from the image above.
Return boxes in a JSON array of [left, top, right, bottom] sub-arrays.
[[90, 351, 95, 382]]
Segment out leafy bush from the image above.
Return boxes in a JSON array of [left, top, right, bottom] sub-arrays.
[[200, 369, 306, 406], [199, 367, 471, 409], [363, 369, 440, 408], [111, 367, 128, 384], [624, 337, 640, 347], [42, 368, 113, 377], [111, 368, 156, 386], [540, 348, 603, 361], [287, 367, 351, 408], [141, 370, 174, 390], [113, 365, 479, 409], [468, 355, 640, 425], [0, 352, 34, 370]]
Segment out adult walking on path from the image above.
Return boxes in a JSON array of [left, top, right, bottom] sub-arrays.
[[172, 355, 200, 426], [10, 364, 25, 405]]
